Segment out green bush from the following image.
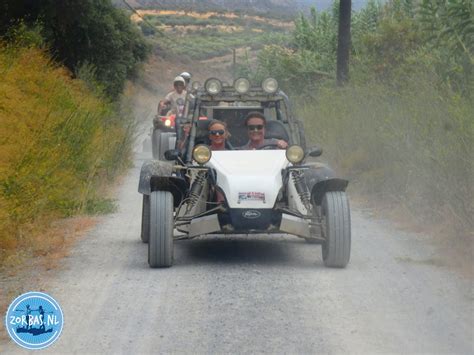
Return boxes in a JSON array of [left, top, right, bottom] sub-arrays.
[[0, 0, 151, 99]]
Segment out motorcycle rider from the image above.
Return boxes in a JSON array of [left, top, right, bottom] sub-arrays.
[[239, 111, 288, 150], [158, 76, 187, 116], [179, 71, 196, 105], [179, 71, 192, 89]]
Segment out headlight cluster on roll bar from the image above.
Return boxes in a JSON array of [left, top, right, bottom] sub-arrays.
[[194, 78, 279, 95]]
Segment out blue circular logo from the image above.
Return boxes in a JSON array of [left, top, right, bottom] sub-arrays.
[[4, 291, 64, 350]]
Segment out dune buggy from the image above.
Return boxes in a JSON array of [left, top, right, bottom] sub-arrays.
[[139, 78, 351, 268]]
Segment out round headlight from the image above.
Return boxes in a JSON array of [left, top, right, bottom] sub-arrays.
[[193, 145, 212, 165], [204, 78, 222, 95], [262, 78, 278, 93], [234, 78, 250, 94], [191, 81, 201, 90], [286, 145, 305, 164]]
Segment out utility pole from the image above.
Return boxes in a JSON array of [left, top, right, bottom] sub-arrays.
[[336, 0, 352, 86], [232, 48, 236, 80]]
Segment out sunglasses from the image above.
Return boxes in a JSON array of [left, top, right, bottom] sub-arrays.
[[247, 124, 264, 131], [209, 129, 225, 136]]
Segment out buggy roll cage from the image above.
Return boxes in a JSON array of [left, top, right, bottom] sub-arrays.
[[180, 84, 305, 163]]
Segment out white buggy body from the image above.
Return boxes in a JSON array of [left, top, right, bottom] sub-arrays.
[[207, 150, 288, 209]]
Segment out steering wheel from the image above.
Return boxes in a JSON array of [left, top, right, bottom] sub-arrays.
[[257, 143, 280, 150], [225, 141, 235, 151]]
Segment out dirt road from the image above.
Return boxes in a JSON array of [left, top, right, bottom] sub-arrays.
[[1, 136, 472, 354]]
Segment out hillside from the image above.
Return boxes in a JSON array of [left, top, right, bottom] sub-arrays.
[[133, 9, 292, 61], [116, 0, 369, 16], [119, 0, 299, 15]]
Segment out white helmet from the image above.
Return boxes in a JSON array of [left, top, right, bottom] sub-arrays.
[[173, 76, 185, 85], [180, 72, 192, 81]]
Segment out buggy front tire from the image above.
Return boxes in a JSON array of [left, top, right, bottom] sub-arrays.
[[321, 191, 351, 268], [149, 191, 174, 268], [140, 194, 150, 243]]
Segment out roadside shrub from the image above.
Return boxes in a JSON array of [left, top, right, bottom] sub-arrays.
[[0, 41, 133, 259], [298, 74, 473, 235]]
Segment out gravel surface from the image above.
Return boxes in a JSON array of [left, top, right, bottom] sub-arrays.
[[2, 147, 472, 354]]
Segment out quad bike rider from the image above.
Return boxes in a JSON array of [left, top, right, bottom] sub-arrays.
[[152, 76, 190, 160], [155, 75, 187, 130], [179, 71, 192, 90]]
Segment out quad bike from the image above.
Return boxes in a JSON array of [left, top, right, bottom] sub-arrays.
[[151, 97, 186, 159]]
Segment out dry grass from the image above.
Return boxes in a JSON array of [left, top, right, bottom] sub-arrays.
[[0, 41, 133, 266], [131, 9, 239, 21], [300, 78, 473, 235], [131, 9, 293, 28], [350, 193, 473, 278], [1, 217, 96, 276], [0, 216, 97, 323], [297, 75, 473, 270]]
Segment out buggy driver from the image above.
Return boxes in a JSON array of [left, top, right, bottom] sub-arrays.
[[239, 111, 288, 150]]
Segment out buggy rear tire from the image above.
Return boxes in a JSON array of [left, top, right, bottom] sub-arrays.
[[152, 130, 175, 160], [140, 194, 150, 243], [321, 191, 351, 268], [148, 191, 174, 268], [159, 132, 175, 160], [151, 129, 161, 159]]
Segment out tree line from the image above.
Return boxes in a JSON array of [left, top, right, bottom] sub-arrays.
[[253, 0, 473, 98], [0, 0, 151, 99]]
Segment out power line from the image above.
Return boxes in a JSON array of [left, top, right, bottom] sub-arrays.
[[122, 0, 165, 37], [121, 0, 178, 53]]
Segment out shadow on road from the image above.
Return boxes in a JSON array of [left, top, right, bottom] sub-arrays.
[[173, 236, 321, 268]]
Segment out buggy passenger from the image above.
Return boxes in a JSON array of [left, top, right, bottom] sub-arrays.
[[207, 120, 232, 151]]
